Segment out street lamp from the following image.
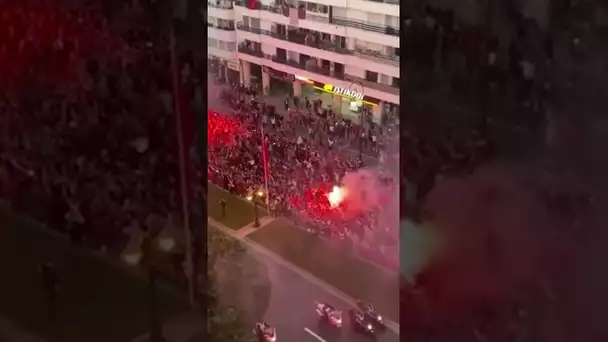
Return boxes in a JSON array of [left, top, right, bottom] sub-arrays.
[[349, 82, 364, 162], [247, 188, 266, 228], [122, 228, 177, 342]]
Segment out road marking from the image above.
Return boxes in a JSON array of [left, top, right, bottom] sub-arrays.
[[209, 218, 400, 335], [304, 327, 327, 342]]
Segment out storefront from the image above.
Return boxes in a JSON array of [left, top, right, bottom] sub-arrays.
[[297, 77, 383, 122], [210, 58, 240, 84], [262, 66, 295, 95], [226, 61, 240, 84]]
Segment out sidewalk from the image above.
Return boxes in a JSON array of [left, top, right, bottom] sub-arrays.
[[207, 78, 380, 164]]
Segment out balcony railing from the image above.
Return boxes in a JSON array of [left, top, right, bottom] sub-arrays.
[[234, 0, 259, 9], [306, 13, 330, 24], [237, 23, 352, 55], [259, 3, 307, 18], [238, 44, 345, 79], [234, 0, 399, 37], [238, 44, 264, 57], [331, 16, 399, 37], [208, 1, 234, 9], [366, 0, 399, 4], [354, 47, 399, 66], [239, 43, 398, 93], [268, 54, 346, 79], [208, 23, 236, 31], [344, 74, 400, 94]]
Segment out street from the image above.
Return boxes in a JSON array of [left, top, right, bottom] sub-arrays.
[[210, 218, 399, 342], [260, 247, 399, 342]]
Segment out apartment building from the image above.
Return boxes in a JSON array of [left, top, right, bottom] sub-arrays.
[[208, 0, 400, 119]]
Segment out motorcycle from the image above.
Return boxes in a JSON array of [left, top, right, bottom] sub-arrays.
[[315, 302, 342, 328], [253, 325, 276, 342]]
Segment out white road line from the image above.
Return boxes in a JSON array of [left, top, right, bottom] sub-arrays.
[[209, 217, 401, 335], [304, 327, 327, 342]]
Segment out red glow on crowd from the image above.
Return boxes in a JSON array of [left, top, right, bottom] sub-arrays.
[[208, 111, 248, 148], [290, 184, 341, 219]]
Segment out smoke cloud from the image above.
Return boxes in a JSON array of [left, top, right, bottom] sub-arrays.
[[409, 163, 550, 320]]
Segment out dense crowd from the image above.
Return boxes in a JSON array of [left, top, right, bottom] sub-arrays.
[[396, 4, 604, 342], [0, 1, 202, 286], [0, 1, 127, 91], [208, 85, 402, 269]]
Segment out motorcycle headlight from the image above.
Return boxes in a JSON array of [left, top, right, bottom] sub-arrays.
[[367, 324, 373, 330], [377, 315, 382, 321]]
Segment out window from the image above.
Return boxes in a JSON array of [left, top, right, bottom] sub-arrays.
[[367, 13, 384, 26], [217, 19, 235, 30], [365, 70, 378, 83], [391, 77, 400, 88], [208, 38, 218, 48], [380, 73, 390, 85], [333, 62, 344, 77], [305, 2, 328, 13], [287, 50, 298, 62], [219, 41, 230, 50], [386, 15, 399, 28]]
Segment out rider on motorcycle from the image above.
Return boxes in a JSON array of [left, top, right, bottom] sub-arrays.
[[254, 321, 276, 342]]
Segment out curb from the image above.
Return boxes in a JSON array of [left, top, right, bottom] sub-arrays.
[[209, 217, 400, 335], [208, 183, 398, 276]]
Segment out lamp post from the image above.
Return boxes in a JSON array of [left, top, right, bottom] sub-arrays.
[[247, 189, 266, 228], [349, 82, 365, 162], [122, 228, 176, 342]]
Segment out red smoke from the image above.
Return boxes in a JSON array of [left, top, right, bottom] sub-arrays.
[[207, 111, 248, 148], [404, 165, 548, 326]]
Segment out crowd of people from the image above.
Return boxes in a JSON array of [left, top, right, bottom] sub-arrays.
[[0, 1, 127, 91], [396, 4, 604, 342], [0, 0, 203, 286], [208, 84, 402, 269]]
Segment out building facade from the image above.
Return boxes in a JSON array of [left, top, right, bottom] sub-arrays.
[[207, 0, 400, 120]]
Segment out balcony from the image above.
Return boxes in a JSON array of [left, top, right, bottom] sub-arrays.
[[208, 0, 233, 9], [210, 45, 237, 61], [238, 44, 344, 79], [234, 0, 259, 9], [353, 47, 399, 66], [234, 3, 398, 48], [331, 16, 399, 37], [235, 1, 398, 39], [366, 0, 399, 4], [237, 23, 351, 55], [344, 74, 399, 95], [238, 44, 264, 58], [237, 44, 399, 104], [208, 23, 237, 41], [207, 1, 235, 20], [237, 24, 399, 77]]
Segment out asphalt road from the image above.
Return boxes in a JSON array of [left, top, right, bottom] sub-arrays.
[[256, 244, 399, 342], [209, 218, 399, 342]]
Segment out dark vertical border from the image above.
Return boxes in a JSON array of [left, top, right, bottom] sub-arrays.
[[196, 15, 210, 340], [398, 1, 407, 337], [172, 0, 209, 336]]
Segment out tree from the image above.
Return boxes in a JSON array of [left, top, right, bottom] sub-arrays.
[[206, 226, 255, 342], [208, 225, 246, 263], [208, 305, 256, 342]]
